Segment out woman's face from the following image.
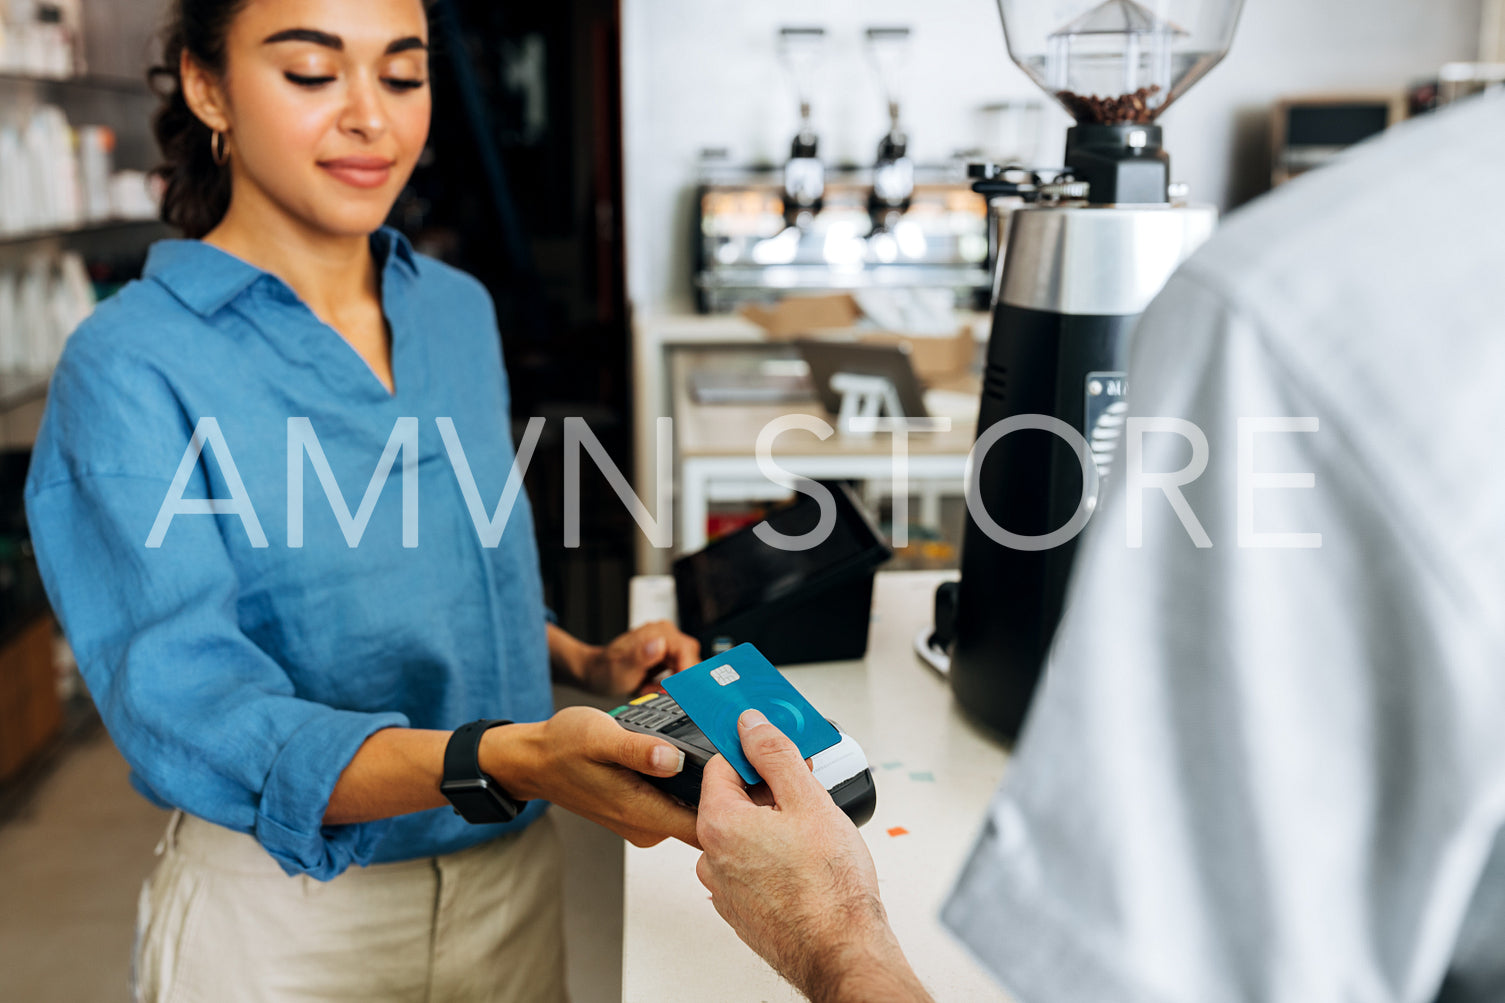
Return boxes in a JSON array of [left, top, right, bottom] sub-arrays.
[[208, 0, 431, 238]]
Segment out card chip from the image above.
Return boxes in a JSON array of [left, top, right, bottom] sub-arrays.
[[710, 665, 740, 686]]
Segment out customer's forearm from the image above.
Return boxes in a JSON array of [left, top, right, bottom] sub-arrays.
[[816, 961, 934, 1003], [799, 929, 934, 1003]]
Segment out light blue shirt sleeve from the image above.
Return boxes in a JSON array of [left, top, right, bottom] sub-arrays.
[[25, 338, 408, 881]]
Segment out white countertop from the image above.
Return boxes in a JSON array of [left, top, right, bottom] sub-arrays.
[[622, 571, 1015, 1003]]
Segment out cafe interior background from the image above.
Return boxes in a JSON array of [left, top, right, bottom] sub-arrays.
[[0, 0, 1500, 999]]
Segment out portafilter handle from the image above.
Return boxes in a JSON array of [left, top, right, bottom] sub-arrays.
[[967, 162, 1089, 202]]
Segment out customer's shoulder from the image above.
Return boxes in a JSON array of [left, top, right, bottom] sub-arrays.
[[1180, 92, 1505, 312], [1138, 94, 1505, 585]]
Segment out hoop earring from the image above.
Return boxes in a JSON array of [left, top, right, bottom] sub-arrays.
[[211, 130, 229, 166]]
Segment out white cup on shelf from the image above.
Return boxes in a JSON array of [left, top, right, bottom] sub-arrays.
[[78, 125, 116, 222], [0, 125, 29, 235], [26, 105, 82, 229], [17, 255, 53, 373], [111, 170, 160, 220], [52, 250, 94, 364], [0, 269, 19, 373]]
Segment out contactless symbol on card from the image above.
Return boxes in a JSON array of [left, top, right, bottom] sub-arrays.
[[663, 643, 840, 785]]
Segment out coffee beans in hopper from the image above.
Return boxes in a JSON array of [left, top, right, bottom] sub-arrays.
[[1056, 85, 1162, 125]]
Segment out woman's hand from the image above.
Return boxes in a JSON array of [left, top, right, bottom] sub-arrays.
[[549, 620, 702, 697], [482, 706, 700, 848]]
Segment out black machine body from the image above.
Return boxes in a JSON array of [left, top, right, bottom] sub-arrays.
[[948, 159, 1216, 741]]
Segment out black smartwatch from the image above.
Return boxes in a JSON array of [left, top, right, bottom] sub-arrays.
[[441, 719, 528, 824]]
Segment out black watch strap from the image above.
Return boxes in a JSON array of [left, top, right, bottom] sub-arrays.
[[440, 719, 527, 824]]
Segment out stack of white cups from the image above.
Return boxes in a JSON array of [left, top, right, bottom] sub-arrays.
[[0, 249, 94, 375], [0, 0, 86, 78], [0, 104, 160, 237]]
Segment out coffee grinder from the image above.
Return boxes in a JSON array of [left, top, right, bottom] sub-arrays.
[[942, 0, 1244, 740], [778, 26, 828, 231], [863, 26, 915, 235]]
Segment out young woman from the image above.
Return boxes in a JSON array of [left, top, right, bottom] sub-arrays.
[[22, 1, 702, 999]]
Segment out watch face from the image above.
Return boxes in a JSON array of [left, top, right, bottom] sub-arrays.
[[441, 778, 490, 796], [443, 721, 525, 824], [443, 776, 521, 824]]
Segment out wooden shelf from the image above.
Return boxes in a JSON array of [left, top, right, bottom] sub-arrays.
[[0, 614, 60, 787]]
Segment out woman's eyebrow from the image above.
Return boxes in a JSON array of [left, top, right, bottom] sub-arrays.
[[261, 28, 428, 56], [263, 28, 343, 50], [386, 37, 427, 55]]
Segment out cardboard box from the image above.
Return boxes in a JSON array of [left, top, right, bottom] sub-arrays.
[[738, 293, 976, 382], [738, 294, 863, 338], [857, 328, 976, 383], [0, 616, 60, 784]]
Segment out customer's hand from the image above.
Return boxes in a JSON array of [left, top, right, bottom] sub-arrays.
[[483, 706, 699, 848], [578, 620, 702, 697], [694, 711, 931, 1003]]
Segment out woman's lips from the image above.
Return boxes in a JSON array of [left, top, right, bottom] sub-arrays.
[[318, 157, 395, 189]]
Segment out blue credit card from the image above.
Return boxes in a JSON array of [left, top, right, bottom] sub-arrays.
[[662, 643, 841, 785]]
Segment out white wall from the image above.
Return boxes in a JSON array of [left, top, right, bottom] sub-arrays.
[[622, 0, 1481, 316]]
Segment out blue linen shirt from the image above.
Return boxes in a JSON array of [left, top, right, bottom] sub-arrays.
[[23, 227, 554, 880]]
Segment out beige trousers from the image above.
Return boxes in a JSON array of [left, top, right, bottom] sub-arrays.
[[132, 810, 569, 1003]]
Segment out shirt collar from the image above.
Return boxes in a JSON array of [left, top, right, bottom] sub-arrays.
[[144, 225, 420, 318], [371, 225, 418, 277]]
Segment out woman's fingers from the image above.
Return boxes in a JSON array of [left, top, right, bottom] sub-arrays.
[[538, 707, 702, 848], [598, 718, 686, 777], [670, 631, 703, 672]]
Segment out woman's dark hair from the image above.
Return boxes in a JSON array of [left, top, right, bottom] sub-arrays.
[[147, 1, 251, 239]]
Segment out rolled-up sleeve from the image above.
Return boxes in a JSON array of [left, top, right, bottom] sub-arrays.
[[26, 470, 407, 879], [24, 337, 408, 881]]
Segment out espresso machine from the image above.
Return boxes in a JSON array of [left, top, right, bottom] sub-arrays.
[[693, 26, 992, 313], [940, 0, 1244, 740]]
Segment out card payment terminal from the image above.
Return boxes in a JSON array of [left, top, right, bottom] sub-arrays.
[[611, 692, 878, 827]]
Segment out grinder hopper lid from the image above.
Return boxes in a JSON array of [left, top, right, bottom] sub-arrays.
[[996, 0, 1244, 125]]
